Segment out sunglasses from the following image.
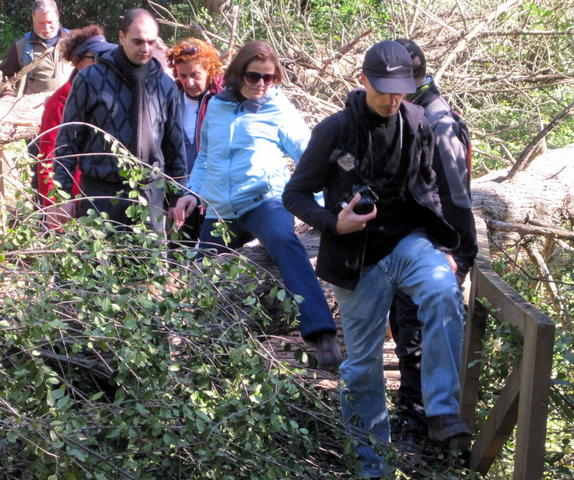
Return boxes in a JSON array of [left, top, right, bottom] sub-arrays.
[[179, 46, 198, 56], [243, 71, 277, 85], [80, 54, 95, 60]]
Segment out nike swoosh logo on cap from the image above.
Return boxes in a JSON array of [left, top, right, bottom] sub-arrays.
[[386, 65, 403, 72]]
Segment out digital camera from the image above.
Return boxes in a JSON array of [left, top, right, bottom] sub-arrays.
[[342, 184, 379, 215]]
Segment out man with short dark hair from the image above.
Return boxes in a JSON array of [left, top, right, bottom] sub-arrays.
[[283, 40, 470, 477], [0, 0, 72, 95], [50, 8, 187, 234], [388, 38, 477, 456]]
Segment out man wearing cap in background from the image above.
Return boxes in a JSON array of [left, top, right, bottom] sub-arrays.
[[0, 0, 71, 96], [283, 40, 469, 478], [387, 38, 478, 458]]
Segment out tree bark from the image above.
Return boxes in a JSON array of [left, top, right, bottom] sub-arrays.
[[0, 92, 51, 145], [472, 144, 574, 247]]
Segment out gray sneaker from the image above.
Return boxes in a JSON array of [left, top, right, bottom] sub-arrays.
[[311, 331, 343, 370]]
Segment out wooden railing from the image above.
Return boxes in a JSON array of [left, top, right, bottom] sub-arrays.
[[460, 220, 556, 479]]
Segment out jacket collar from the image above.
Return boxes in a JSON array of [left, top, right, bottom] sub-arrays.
[[408, 76, 442, 108], [216, 86, 279, 113]]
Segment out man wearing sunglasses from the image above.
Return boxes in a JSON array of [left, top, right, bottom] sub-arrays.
[[283, 40, 470, 477], [50, 8, 186, 235]]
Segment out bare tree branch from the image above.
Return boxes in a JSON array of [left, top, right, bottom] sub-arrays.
[[0, 47, 56, 96], [504, 98, 574, 180], [435, 0, 527, 84], [524, 242, 565, 315], [487, 219, 574, 241]]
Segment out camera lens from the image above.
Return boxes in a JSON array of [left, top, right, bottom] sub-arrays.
[[353, 199, 375, 215]]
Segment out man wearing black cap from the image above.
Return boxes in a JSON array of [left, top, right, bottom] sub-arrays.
[[283, 40, 469, 478]]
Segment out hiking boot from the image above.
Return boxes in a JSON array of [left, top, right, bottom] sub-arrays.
[[427, 414, 471, 442], [309, 331, 343, 370], [396, 427, 425, 464]]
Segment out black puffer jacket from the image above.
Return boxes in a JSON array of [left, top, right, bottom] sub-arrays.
[[54, 48, 187, 204], [283, 89, 459, 290]]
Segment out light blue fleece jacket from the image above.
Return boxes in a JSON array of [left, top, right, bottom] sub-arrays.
[[186, 86, 310, 219]]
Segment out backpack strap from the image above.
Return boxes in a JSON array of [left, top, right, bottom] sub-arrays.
[[425, 97, 473, 190], [424, 95, 451, 125], [452, 110, 473, 190], [17, 32, 35, 67]]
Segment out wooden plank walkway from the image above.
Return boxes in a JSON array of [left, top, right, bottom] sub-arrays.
[[261, 329, 400, 391]]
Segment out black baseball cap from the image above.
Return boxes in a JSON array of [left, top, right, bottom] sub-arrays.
[[362, 40, 416, 94]]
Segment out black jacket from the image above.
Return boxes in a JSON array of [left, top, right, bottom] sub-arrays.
[[412, 78, 477, 272], [283, 89, 459, 290], [54, 48, 187, 205]]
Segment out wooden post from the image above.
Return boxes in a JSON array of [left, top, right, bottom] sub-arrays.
[[460, 216, 490, 426], [460, 272, 488, 427], [513, 318, 555, 479], [470, 366, 521, 473]]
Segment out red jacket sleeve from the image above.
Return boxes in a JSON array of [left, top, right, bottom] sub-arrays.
[[37, 80, 82, 206]]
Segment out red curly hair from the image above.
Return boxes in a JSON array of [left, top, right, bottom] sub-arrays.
[[168, 38, 222, 86]]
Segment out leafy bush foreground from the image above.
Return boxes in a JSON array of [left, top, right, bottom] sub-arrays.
[[0, 152, 483, 479], [0, 203, 349, 479], [0, 146, 362, 480]]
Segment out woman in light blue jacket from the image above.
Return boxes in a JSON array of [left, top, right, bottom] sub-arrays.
[[173, 40, 341, 369]]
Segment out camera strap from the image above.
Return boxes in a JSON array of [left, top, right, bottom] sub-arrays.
[[358, 111, 403, 185]]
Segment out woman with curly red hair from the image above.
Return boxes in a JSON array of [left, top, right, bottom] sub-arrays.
[[168, 38, 223, 240], [168, 38, 223, 174]]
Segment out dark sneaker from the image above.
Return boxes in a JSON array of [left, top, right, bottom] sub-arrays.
[[396, 427, 425, 464], [427, 414, 471, 442], [310, 332, 343, 370]]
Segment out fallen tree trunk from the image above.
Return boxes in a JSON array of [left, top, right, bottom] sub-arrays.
[[472, 144, 574, 247], [0, 92, 50, 145]]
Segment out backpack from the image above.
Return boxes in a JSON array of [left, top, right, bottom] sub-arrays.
[[15, 32, 35, 68]]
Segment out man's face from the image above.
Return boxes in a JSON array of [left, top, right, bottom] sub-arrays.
[[119, 16, 158, 65], [361, 73, 405, 118], [32, 10, 60, 40]]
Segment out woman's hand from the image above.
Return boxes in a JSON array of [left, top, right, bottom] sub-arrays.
[[44, 201, 76, 231], [336, 193, 377, 234], [170, 194, 198, 228]]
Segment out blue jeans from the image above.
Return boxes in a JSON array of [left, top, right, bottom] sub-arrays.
[[198, 198, 336, 339], [333, 230, 464, 477]]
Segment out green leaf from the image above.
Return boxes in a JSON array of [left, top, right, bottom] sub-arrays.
[[135, 403, 150, 416], [67, 447, 87, 462]]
